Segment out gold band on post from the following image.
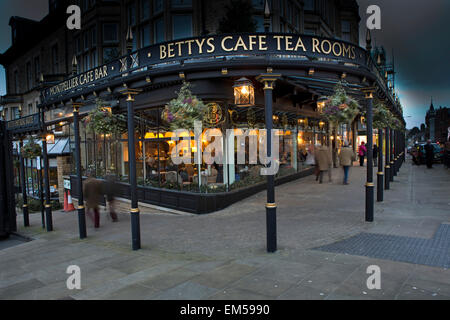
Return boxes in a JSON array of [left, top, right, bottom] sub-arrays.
[[385, 165, 390, 168], [78, 205, 84, 210], [377, 172, 384, 175], [266, 203, 277, 209], [45, 204, 51, 208], [23, 204, 28, 208], [366, 183, 375, 187], [130, 208, 140, 213]]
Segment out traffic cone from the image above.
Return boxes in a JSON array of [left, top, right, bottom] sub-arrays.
[[64, 189, 68, 212], [67, 191, 75, 212]]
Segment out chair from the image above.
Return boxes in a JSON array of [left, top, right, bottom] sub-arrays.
[[165, 171, 182, 184]]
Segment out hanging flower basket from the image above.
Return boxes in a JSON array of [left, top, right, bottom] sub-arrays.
[[320, 82, 361, 125], [83, 99, 127, 135], [161, 81, 207, 131], [21, 138, 42, 158], [372, 102, 391, 129]]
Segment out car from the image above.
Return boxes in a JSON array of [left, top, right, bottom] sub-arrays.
[[412, 143, 443, 164]]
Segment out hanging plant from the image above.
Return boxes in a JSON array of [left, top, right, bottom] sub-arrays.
[[161, 81, 207, 131], [21, 138, 42, 158], [83, 99, 127, 135], [372, 102, 391, 129], [320, 81, 361, 125]]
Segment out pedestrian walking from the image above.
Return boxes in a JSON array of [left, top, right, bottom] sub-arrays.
[[445, 138, 450, 169], [83, 172, 103, 228], [424, 139, 434, 169], [358, 141, 367, 166], [373, 144, 379, 167], [315, 144, 332, 184], [104, 173, 119, 222], [339, 141, 356, 185]]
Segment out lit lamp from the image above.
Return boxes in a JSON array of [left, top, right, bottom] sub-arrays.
[[233, 77, 255, 107], [46, 132, 55, 144]]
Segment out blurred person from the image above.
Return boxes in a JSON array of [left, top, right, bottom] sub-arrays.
[[315, 144, 332, 184], [358, 141, 367, 166], [339, 141, 356, 185], [83, 171, 103, 228], [373, 144, 379, 167], [104, 174, 119, 222], [444, 137, 450, 169], [424, 140, 434, 169]]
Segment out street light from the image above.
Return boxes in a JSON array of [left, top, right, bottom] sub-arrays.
[[233, 77, 255, 107]]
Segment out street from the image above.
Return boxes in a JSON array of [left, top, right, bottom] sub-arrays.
[[1, 159, 449, 300]]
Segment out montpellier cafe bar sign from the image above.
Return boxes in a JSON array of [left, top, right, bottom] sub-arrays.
[[43, 33, 367, 102]]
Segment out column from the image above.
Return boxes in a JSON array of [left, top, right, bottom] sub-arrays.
[[390, 128, 394, 181], [385, 127, 390, 190], [19, 139, 30, 227], [121, 88, 142, 251], [257, 72, 281, 253], [41, 133, 53, 231], [73, 103, 87, 239], [362, 87, 375, 222], [377, 128, 384, 202]]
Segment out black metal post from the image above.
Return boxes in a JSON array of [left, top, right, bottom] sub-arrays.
[[123, 89, 141, 251], [73, 104, 87, 239], [42, 135, 53, 231], [37, 158, 45, 229], [377, 128, 384, 202], [389, 128, 394, 182], [257, 72, 281, 253], [19, 139, 30, 227], [363, 89, 374, 222], [384, 127, 390, 190], [40, 109, 53, 232], [393, 129, 398, 176]]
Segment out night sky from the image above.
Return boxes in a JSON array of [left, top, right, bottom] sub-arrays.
[[1, 0, 449, 129]]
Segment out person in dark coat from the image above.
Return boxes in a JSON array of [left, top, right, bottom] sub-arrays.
[[424, 140, 434, 168], [373, 144, 379, 167], [83, 172, 103, 228], [104, 174, 119, 222]]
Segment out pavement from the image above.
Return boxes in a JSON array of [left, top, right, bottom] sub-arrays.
[[1, 158, 449, 300]]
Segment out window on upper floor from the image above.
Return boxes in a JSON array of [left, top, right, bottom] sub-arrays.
[[154, 0, 163, 14], [141, 0, 150, 21], [28, 103, 33, 115], [12, 107, 20, 120], [14, 70, 19, 94], [26, 62, 32, 91], [341, 20, 351, 42], [172, 14, 192, 40], [52, 44, 59, 74], [252, 0, 265, 10], [154, 17, 165, 43], [103, 23, 119, 43], [141, 24, 151, 47], [253, 15, 265, 32], [34, 57, 40, 82], [128, 2, 137, 26], [103, 47, 119, 64], [304, 0, 314, 11], [171, 0, 192, 8]]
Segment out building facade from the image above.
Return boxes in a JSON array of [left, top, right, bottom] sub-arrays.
[[425, 99, 450, 143], [1, 0, 403, 214]]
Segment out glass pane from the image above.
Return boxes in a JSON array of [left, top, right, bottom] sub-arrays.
[[173, 15, 192, 40], [154, 17, 165, 43], [171, 0, 192, 8]]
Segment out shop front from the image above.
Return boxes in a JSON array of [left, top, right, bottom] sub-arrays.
[[38, 32, 397, 214]]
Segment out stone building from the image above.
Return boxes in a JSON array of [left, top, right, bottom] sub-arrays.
[[0, 0, 363, 208], [426, 99, 450, 143]]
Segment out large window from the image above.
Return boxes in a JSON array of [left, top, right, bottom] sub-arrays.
[[51, 44, 59, 74], [103, 47, 119, 63], [154, 17, 165, 43], [172, 15, 192, 40], [141, 24, 151, 47], [154, 0, 163, 14], [171, 0, 192, 8], [341, 20, 351, 42], [304, 0, 314, 11], [141, 0, 150, 21], [26, 62, 32, 90], [34, 57, 40, 82], [103, 23, 118, 43]]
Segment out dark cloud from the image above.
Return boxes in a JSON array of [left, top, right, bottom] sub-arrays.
[[0, 0, 48, 95], [357, 0, 450, 128]]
